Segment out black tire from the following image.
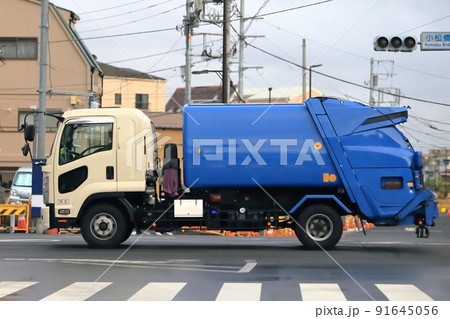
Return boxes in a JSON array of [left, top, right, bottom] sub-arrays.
[[294, 204, 343, 250], [121, 223, 133, 244], [81, 204, 127, 248]]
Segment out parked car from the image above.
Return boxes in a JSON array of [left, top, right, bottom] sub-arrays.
[[9, 167, 32, 204]]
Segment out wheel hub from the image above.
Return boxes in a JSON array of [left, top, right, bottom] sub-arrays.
[[306, 213, 333, 241], [91, 213, 117, 240]]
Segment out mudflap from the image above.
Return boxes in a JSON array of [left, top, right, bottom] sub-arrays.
[[424, 197, 438, 226], [395, 190, 438, 227]]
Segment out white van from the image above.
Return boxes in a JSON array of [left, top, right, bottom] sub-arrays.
[[9, 167, 32, 204]]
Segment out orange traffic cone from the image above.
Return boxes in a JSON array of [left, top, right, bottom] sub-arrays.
[[343, 216, 350, 231], [265, 229, 274, 237], [17, 215, 27, 230], [365, 222, 375, 229]]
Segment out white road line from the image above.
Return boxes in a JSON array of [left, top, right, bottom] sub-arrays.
[[300, 283, 347, 301], [128, 282, 186, 301], [238, 260, 257, 273], [0, 239, 61, 243], [215, 283, 262, 301], [40, 282, 112, 301], [0, 281, 37, 299], [376, 284, 433, 301]]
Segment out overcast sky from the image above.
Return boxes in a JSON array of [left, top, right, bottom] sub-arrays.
[[49, 0, 450, 152]]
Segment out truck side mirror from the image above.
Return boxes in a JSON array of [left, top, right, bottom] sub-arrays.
[[24, 123, 35, 142], [22, 143, 30, 157]]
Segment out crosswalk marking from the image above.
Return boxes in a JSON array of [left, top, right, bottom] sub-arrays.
[[0, 281, 37, 299], [376, 284, 433, 301], [40, 282, 112, 301], [216, 283, 262, 301], [300, 283, 347, 301], [128, 282, 186, 301], [0, 281, 436, 301]]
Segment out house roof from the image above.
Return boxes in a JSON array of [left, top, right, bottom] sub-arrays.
[[166, 85, 222, 112], [143, 112, 183, 130], [166, 85, 237, 112], [244, 87, 301, 100], [98, 62, 165, 81]]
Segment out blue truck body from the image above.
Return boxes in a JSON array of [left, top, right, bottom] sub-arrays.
[[184, 97, 438, 229]]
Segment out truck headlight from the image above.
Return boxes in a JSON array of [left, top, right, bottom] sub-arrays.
[[43, 176, 49, 204], [10, 189, 17, 196]]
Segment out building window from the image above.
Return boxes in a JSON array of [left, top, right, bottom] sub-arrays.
[[0, 38, 38, 60], [115, 93, 122, 105], [18, 111, 60, 132], [135, 94, 148, 109]]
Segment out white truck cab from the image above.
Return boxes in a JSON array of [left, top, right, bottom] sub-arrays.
[[39, 108, 158, 246]]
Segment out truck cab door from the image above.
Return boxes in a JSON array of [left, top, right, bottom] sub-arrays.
[[53, 117, 116, 219]]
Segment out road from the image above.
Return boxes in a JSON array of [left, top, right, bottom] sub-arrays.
[[0, 214, 449, 302]]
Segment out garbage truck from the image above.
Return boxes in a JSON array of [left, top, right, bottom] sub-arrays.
[[21, 97, 438, 249]]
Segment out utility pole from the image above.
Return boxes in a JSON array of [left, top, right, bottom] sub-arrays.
[[369, 58, 400, 106], [369, 57, 375, 105], [302, 38, 306, 102], [37, 0, 49, 161], [238, 0, 245, 101], [184, 0, 194, 104], [222, 0, 231, 103], [32, 0, 49, 233]]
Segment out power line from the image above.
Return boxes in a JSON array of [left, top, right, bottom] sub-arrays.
[[78, 0, 175, 22], [254, 0, 333, 19], [78, 4, 185, 33], [76, 0, 148, 15], [261, 20, 450, 82], [409, 114, 450, 126], [400, 14, 450, 35], [246, 42, 450, 107], [106, 38, 222, 64]]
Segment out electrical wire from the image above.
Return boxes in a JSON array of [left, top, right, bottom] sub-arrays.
[[261, 20, 450, 82], [247, 42, 450, 107], [78, 0, 176, 23], [399, 14, 450, 35], [76, 0, 148, 15], [253, 0, 333, 19], [78, 4, 185, 34]]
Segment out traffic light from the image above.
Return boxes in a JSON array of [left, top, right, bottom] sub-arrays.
[[373, 36, 417, 52]]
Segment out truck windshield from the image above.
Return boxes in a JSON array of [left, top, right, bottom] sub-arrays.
[[59, 120, 113, 165]]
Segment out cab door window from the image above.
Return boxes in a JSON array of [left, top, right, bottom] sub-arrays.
[[59, 121, 113, 165]]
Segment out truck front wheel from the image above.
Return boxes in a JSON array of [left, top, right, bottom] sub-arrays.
[[81, 204, 127, 248], [294, 204, 343, 250]]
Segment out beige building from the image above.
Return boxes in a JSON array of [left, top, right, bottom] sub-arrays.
[[99, 62, 166, 112], [0, 0, 102, 182], [144, 111, 183, 162]]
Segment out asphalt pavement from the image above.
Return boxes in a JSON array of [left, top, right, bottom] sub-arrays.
[[0, 213, 448, 302]]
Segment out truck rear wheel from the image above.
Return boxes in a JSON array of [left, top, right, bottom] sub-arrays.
[[81, 204, 127, 248], [294, 204, 343, 250]]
